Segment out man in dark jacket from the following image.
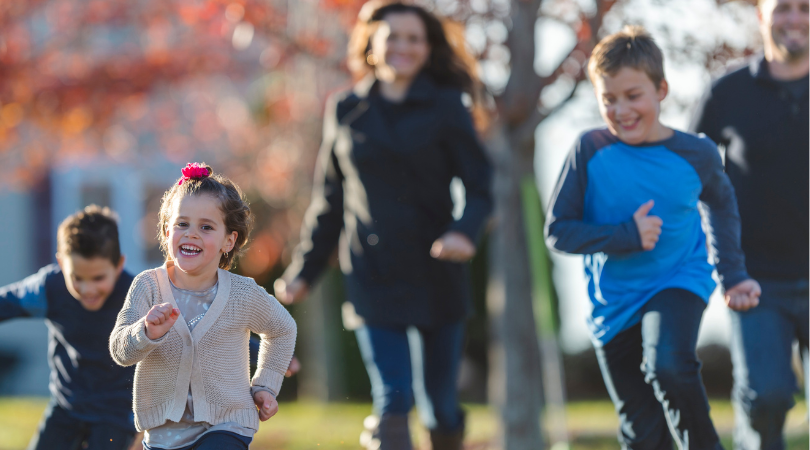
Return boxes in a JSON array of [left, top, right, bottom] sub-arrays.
[[691, 0, 808, 448]]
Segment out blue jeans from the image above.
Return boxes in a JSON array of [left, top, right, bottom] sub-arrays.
[[730, 278, 809, 450], [28, 401, 136, 450], [144, 431, 251, 450], [355, 321, 465, 432], [595, 288, 722, 450]]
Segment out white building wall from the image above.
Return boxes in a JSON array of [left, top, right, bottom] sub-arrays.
[[0, 189, 50, 396], [51, 165, 148, 273], [50, 160, 179, 274]]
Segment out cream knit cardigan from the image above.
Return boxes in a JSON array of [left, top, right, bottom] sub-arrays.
[[109, 263, 296, 432]]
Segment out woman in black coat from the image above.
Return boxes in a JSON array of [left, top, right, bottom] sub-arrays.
[[277, 2, 492, 448]]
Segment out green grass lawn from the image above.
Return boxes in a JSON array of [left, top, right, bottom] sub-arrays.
[[0, 398, 806, 449]]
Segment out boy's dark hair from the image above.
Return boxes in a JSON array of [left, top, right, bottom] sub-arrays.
[[57, 205, 122, 264], [588, 25, 665, 88], [157, 163, 253, 270]]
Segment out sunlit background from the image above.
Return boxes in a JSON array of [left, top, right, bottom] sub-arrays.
[[0, 0, 804, 448]]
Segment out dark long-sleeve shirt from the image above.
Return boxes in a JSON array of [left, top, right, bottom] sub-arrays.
[[545, 129, 749, 345], [285, 73, 492, 327], [691, 56, 809, 281], [0, 265, 135, 430]]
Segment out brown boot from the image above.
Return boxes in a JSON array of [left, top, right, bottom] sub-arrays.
[[430, 410, 465, 450], [429, 428, 464, 450], [360, 414, 413, 450]]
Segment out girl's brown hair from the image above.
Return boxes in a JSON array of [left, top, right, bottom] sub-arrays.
[[348, 1, 489, 130], [157, 164, 253, 270]]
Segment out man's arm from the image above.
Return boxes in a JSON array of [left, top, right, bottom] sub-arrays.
[[690, 88, 727, 148]]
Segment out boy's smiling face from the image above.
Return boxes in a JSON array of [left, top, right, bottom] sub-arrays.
[[594, 67, 670, 145], [58, 253, 125, 311]]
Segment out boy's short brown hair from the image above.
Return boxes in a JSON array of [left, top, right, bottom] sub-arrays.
[[588, 25, 665, 88], [57, 205, 122, 265]]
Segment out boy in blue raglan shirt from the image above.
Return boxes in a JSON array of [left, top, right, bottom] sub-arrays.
[[545, 26, 762, 450], [0, 205, 137, 450]]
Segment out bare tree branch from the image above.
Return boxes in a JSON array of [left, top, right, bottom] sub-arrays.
[[500, 0, 544, 127], [511, 0, 613, 141]]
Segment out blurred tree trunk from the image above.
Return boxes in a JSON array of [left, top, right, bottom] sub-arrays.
[[486, 124, 545, 450], [485, 1, 612, 448], [296, 268, 348, 401], [485, 2, 550, 449]]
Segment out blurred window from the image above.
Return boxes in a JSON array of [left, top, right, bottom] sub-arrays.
[[80, 183, 111, 209], [142, 185, 166, 266]]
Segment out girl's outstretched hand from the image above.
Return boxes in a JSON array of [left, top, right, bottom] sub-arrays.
[[145, 303, 180, 340], [253, 390, 279, 421], [430, 231, 476, 263], [724, 279, 761, 312]]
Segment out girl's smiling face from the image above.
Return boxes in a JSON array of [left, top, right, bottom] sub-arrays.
[[166, 194, 236, 280]]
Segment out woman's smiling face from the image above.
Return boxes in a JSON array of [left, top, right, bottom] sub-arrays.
[[166, 194, 236, 277], [370, 12, 431, 81]]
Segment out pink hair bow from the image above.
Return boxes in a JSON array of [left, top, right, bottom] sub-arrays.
[[178, 162, 210, 185]]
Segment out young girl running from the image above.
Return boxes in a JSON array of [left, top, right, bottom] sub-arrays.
[[110, 163, 296, 450]]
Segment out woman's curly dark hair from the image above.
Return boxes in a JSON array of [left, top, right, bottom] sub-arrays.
[[348, 1, 478, 96], [157, 163, 253, 270], [348, 1, 490, 131]]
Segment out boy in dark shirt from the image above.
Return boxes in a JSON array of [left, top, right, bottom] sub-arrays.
[[0, 205, 137, 450], [545, 26, 761, 449]]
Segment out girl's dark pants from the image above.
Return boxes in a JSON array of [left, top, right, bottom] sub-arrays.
[[355, 321, 466, 433], [595, 288, 723, 450]]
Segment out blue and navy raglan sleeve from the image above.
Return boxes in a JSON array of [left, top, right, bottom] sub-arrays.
[[0, 265, 54, 321], [545, 131, 643, 255], [683, 135, 749, 289]]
